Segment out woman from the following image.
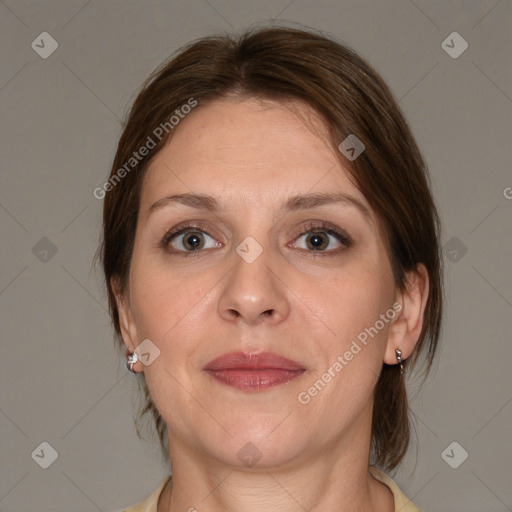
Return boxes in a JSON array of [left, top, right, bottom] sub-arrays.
[[100, 25, 443, 512]]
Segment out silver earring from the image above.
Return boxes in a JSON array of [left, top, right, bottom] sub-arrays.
[[395, 348, 404, 375], [126, 352, 138, 373], [395, 349, 404, 376]]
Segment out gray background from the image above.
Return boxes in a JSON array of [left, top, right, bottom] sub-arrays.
[[1, 1, 511, 511]]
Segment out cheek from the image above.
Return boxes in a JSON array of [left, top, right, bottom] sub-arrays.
[[298, 260, 394, 404], [297, 279, 393, 431], [128, 253, 214, 341], [306, 260, 394, 345]]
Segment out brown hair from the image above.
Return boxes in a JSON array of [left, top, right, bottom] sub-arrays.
[[99, 25, 443, 471]]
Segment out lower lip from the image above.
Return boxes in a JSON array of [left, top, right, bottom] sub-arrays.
[[204, 369, 305, 391]]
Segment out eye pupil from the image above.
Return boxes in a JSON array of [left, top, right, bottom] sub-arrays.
[[307, 233, 328, 250], [184, 232, 204, 250]]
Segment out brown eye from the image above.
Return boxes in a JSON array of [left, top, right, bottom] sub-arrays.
[[161, 224, 221, 254], [292, 222, 351, 254], [180, 231, 205, 251], [304, 232, 330, 251]]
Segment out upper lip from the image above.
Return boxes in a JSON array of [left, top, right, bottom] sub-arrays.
[[203, 352, 305, 371]]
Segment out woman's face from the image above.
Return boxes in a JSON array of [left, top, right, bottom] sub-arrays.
[[118, 97, 399, 469]]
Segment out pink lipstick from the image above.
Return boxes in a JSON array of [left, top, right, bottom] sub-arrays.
[[203, 352, 305, 391]]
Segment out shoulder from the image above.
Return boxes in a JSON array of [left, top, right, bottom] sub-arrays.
[[369, 466, 422, 512], [122, 476, 171, 512]]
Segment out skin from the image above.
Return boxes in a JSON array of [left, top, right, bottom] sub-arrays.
[[114, 97, 429, 512]]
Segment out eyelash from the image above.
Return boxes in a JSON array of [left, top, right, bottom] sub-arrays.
[[159, 220, 353, 257]]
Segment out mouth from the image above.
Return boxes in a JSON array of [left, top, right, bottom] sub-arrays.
[[203, 352, 306, 391]]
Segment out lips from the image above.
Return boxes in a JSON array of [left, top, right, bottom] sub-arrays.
[[203, 352, 305, 391]]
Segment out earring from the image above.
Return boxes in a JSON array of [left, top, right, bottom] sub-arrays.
[[395, 349, 404, 376], [126, 352, 138, 374]]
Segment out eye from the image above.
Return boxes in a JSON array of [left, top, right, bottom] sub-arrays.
[[160, 220, 352, 256], [291, 221, 352, 254], [161, 224, 222, 254]]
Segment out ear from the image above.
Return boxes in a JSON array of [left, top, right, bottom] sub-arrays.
[[384, 263, 429, 365], [111, 276, 141, 369]]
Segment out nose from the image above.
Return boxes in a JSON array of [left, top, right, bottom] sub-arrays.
[[217, 240, 291, 326]]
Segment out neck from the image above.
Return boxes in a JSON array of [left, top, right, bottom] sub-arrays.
[[158, 412, 394, 512]]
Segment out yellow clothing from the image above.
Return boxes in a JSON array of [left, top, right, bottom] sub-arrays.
[[123, 466, 420, 511], [369, 466, 421, 511], [123, 476, 170, 512]]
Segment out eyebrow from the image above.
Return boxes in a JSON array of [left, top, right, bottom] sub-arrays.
[[148, 192, 372, 219]]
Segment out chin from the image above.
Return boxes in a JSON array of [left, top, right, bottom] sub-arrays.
[[198, 421, 308, 471]]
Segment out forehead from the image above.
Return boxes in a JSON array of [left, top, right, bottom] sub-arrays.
[[154, 96, 334, 167], [140, 97, 373, 221]]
